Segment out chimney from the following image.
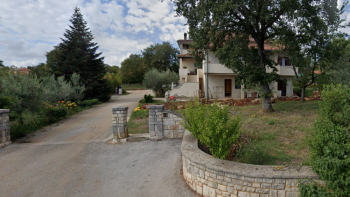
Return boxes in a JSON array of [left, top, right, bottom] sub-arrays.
[[184, 33, 187, 40]]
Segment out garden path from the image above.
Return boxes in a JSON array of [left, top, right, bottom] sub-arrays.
[[0, 90, 196, 197]]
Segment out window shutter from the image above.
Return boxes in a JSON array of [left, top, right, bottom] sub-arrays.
[[285, 58, 291, 66], [278, 57, 282, 66]]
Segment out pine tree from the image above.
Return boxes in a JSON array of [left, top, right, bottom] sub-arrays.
[[51, 7, 111, 102]]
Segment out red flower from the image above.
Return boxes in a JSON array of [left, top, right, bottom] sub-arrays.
[[58, 101, 61, 103], [170, 96, 174, 100]]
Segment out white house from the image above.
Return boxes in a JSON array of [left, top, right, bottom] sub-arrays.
[[170, 33, 296, 99]]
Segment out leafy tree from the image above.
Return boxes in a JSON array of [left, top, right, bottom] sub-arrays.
[[28, 63, 52, 78], [173, 0, 347, 112], [142, 41, 180, 73], [143, 69, 178, 97], [105, 64, 120, 73], [280, 24, 348, 101], [120, 54, 147, 84], [50, 7, 111, 102], [0, 60, 5, 68]]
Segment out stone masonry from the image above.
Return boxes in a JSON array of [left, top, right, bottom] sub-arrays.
[[0, 109, 11, 147], [149, 105, 185, 139], [112, 107, 128, 143], [181, 130, 323, 197]]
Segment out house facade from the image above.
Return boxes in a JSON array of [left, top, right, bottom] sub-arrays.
[[170, 34, 296, 99]]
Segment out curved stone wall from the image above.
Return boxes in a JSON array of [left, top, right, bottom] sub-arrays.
[[181, 130, 322, 197]]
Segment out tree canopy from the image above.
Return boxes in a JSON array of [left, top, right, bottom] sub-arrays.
[[173, 0, 348, 111], [49, 7, 111, 101], [142, 41, 179, 73], [120, 54, 147, 84]]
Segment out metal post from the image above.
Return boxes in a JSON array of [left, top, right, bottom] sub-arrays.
[[206, 49, 209, 100]]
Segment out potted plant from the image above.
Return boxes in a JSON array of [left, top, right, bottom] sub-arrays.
[[183, 66, 187, 69]]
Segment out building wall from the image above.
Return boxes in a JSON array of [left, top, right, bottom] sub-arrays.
[[182, 58, 196, 71], [170, 82, 199, 97], [207, 75, 241, 99]]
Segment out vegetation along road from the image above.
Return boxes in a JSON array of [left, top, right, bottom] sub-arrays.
[[0, 90, 196, 197]]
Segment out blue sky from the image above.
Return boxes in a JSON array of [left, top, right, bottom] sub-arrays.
[[0, 0, 349, 68]]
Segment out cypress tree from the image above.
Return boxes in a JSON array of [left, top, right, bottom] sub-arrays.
[[52, 7, 111, 102]]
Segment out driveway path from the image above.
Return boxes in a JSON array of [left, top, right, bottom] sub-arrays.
[[0, 90, 196, 197]]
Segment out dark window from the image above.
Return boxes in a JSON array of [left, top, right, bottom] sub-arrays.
[[183, 44, 189, 49], [278, 56, 291, 66], [163, 113, 168, 117], [235, 78, 241, 89]]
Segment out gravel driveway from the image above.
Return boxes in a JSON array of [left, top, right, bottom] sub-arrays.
[[0, 90, 196, 197]]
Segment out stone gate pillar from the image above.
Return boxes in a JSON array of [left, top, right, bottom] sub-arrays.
[[112, 107, 128, 143], [149, 105, 164, 140], [0, 109, 11, 147]]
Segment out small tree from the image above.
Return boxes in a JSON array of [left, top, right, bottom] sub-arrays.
[[120, 54, 147, 84], [143, 69, 178, 97]]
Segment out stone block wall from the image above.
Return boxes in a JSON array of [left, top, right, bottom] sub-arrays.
[[112, 107, 128, 143], [181, 130, 322, 197], [0, 109, 11, 147], [149, 105, 185, 139]]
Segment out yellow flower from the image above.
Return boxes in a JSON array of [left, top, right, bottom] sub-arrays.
[[70, 107, 72, 109], [62, 101, 64, 103], [74, 105, 77, 107]]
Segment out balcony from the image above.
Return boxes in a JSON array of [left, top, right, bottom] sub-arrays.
[[204, 63, 235, 74]]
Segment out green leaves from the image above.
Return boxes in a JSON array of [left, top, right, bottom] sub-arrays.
[[300, 84, 350, 196], [142, 69, 178, 97], [182, 99, 242, 159]]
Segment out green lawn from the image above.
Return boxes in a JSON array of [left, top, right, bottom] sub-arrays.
[[232, 100, 319, 165], [122, 84, 148, 90]]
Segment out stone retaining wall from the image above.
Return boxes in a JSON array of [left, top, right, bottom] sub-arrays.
[[149, 105, 184, 139], [181, 130, 321, 197], [0, 109, 11, 147]]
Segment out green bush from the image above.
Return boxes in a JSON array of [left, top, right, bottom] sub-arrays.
[[182, 99, 242, 159], [293, 87, 314, 97], [139, 94, 153, 103], [299, 84, 350, 196], [77, 99, 99, 107], [143, 69, 178, 97]]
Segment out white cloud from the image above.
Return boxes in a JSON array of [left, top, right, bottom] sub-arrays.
[[0, 0, 188, 67]]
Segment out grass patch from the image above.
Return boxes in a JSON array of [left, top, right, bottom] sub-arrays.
[[233, 100, 319, 165], [122, 84, 147, 90], [128, 103, 149, 134]]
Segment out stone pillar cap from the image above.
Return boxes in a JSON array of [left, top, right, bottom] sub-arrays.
[[0, 109, 10, 113], [149, 105, 164, 109], [112, 107, 129, 111]]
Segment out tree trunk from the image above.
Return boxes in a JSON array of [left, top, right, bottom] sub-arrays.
[[301, 87, 306, 102], [261, 82, 274, 112]]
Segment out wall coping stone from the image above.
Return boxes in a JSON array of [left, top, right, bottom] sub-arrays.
[[149, 105, 165, 109], [163, 109, 183, 118], [112, 107, 128, 111], [0, 109, 10, 113], [181, 130, 319, 179]]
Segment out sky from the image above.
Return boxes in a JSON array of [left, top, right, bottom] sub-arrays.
[[0, 0, 188, 67], [0, 0, 350, 68]]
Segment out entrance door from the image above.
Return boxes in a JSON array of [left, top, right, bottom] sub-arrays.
[[225, 79, 232, 97], [278, 79, 287, 97]]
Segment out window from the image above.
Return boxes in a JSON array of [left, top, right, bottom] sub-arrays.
[[235, 78, 241, 89], [183, 44, 189, 49], [194, 63, 197, 68], [278, 57, 291, 66]]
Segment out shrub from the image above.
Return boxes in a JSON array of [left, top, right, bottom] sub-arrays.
[[182, 99, 242, 159], [143, 69, 178, 97], [139, 94, 153, 103], [78, 99, 99, 107], [299, 84, 350, 196]]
